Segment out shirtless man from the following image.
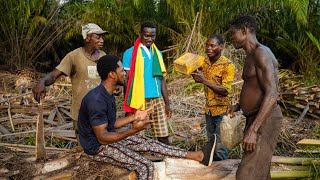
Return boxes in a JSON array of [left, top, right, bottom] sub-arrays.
[[228, 15, 283, 180]]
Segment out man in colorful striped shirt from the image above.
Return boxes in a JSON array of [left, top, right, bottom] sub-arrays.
[[123, 21, 171, 145], [192, 35, 235, 161]]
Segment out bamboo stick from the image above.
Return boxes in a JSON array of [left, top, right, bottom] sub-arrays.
[[297, 139, 320, 146], [185, 12, 199, 54], [7, 101, 15, 131], [271, 171, 312, 179], [272, 156, 320, 165]]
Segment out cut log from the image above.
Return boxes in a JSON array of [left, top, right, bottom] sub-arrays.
[[161, 158, 239, 180]]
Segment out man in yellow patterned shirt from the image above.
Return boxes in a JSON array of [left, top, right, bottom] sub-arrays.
[[192, 34, 235, 161]]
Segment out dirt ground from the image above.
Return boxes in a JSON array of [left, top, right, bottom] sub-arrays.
[[0, 71, 319, 179], [0, 116, 318, 179]]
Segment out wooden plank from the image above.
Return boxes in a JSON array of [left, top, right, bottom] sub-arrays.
[[0, 124, 11, 134], [0, 124, 14, 141], [35, 101, 46, 160], [0, 142, 67, 154], [54, 122, 73, 130], [46, 130, 75, 138], [59, 108, 72, 119], [297, 139, 320, 146], [56, 108, 66, 125], [47, 108, 57, 122]]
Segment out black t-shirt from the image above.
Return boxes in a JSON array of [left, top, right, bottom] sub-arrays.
[[78, 84, 117, 155]]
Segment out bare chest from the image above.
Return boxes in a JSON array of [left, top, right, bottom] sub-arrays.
[[242, 57, 256, 81]]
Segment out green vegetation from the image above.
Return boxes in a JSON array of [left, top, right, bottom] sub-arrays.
[[0, 0, 319, 82]]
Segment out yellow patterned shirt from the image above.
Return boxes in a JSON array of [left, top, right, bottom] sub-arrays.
[[202, 55, 235, 116]]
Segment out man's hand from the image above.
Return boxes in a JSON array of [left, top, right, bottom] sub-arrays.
[[165, 104, 171, 120], [32, 82, 46, 103], [243, 129, 258, 153], [191, 69, 206, 83], [114, 85, 123, 96], [131, 107, 154, 132], [132, 118, 155, 132], [227, 104, 240, 117], [133, 106, 153, 121]]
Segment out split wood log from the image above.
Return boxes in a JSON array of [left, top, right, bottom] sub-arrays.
[[35, 101, 46, 160]]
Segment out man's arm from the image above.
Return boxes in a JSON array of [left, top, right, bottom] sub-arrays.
[[93, 109, 153, 144], [244, 48, 278, 152], [191, 69, 229, 96], [33, 69, 65, 102], [93, 123, 138, 144], [113, 114, 134, 128], [160, 77, 171, 118]]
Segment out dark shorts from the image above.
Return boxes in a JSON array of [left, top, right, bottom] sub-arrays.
[[236, 105, 283, 180]]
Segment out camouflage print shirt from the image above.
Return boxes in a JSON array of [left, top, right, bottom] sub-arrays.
[[202, 55, 235, 116]]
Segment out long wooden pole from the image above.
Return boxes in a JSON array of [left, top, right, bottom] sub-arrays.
[[185, 12, 199, 54]]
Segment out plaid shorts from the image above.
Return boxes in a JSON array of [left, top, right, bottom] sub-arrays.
[[145, 98, 169, 137]]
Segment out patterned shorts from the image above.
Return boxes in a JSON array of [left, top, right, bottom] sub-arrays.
[[145, 98, 169, 137]]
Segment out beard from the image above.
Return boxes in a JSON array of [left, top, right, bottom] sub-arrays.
[[116, 79, 125, 86]]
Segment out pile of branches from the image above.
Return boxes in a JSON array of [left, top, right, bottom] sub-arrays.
[[0, 72, 76, 149], [279, 70, 320, 120]]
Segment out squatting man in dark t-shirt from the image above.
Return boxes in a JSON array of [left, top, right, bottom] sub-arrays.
[[78, 54, 219, 180]]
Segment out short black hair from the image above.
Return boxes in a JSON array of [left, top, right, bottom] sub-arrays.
[[208, 34, 225, 44], [97, 55, 120, 81], [140, 21, 156, 33], [230, 15, 257, 33]]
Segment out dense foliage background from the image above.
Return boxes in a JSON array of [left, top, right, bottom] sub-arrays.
[[0, 0, 319, 82]]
